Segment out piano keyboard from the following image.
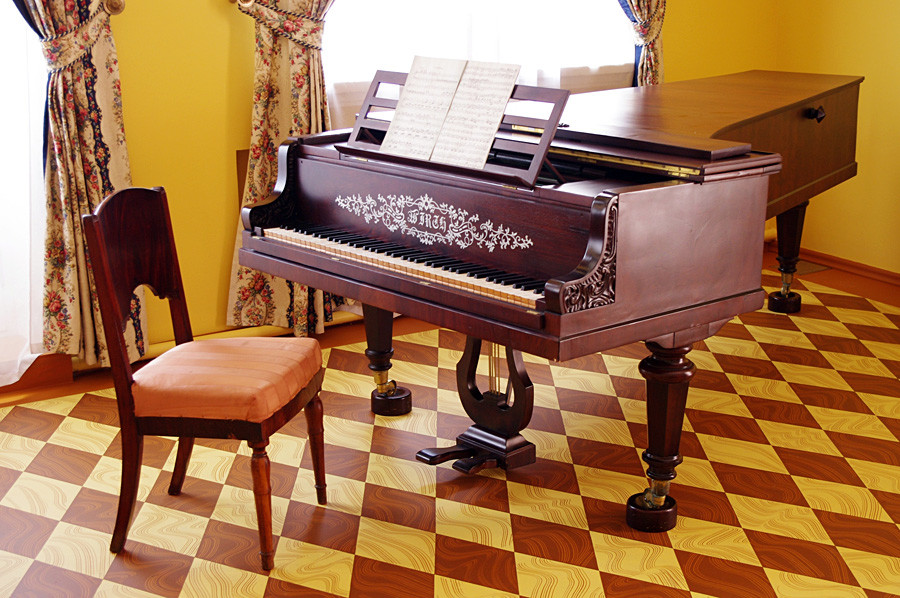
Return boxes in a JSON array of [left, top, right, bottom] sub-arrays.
[[263, 226, 545, 308]]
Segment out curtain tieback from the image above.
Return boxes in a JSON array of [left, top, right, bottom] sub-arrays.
[[40, 6, 111, 72], [631, 0, 665, 47], [237, 1, 324, 50]]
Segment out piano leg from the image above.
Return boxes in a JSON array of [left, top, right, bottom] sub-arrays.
[[626, 342, 695, 532], [767, 202, 807, 314], [416, 336, 536, 474], [362, 304, 412, 416]]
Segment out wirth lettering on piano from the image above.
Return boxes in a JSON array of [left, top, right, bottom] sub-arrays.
[[241, 68, 858, 534]]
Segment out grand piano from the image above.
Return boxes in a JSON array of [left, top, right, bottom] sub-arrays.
[[239, 70, 860, 532]]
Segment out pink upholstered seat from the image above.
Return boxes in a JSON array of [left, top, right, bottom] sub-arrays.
[[133, 337, 322, 422]]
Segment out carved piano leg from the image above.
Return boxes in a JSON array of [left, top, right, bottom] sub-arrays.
[[416, 336, 536, 474], [626, 342, 695, 532], [767, 201, 808, 314], [362, 304, 412, 416]]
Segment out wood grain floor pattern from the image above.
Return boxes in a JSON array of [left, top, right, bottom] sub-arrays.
[[0, 268, 898, 597]]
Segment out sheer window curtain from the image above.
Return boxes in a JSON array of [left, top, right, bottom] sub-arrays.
[[0, 1, 46, 386], [322, 0, 636, 128]]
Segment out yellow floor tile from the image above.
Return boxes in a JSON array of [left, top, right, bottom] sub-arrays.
[[435, 497, 514, 551], [507, 481, 589, 530], [356, 517, 435, 574]]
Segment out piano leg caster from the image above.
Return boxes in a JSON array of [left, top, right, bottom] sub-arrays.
[[371, 386, 412, 416], [767, 290, 801, 314], [625, 490, 678, 532]]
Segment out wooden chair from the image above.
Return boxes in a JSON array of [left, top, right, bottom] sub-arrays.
[[82, 186, 326, 570]]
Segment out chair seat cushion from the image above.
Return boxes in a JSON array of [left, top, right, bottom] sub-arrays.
[[132, 337, 322, 423]]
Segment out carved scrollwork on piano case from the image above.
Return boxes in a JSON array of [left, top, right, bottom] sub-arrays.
[[334, 193, 533, 252], [242, 140, 302, 232], [545, 195, 617, 314]]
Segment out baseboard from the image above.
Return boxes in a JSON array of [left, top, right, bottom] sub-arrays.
[[0, 353, 73, 396], [799, 247, 900, 286]]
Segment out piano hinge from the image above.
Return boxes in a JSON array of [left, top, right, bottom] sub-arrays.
[[549, 148, 700, 178]]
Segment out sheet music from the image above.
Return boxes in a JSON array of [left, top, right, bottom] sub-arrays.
[[431, 61, 521, 169], [380, 56, 467, 160]]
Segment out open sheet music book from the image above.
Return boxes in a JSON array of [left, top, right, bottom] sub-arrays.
[[379, 56, 521, 169]]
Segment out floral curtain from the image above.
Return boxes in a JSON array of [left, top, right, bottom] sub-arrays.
[[17, 0, 141, 367], [226, 0, 344, 336], [617, 0, 665, 86]]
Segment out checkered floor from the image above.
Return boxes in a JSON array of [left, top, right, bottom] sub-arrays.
[[1, 270, 899, 597]]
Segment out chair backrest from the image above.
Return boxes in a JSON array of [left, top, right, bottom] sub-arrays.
[[82, 187, 193, 392]]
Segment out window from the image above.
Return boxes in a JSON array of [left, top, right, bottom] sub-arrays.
[[322, 0, 635, 128]]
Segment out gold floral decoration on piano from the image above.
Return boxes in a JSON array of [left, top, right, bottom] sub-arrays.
[[334, 193, 533, 253]]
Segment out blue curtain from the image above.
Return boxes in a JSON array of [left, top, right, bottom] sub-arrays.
[[617, 0, 641, 87]]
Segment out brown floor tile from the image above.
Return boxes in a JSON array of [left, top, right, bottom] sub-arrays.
[[0, 465, 20, 500], [567, 437, 644, 476], [845, 323, 900, 345], [558, 351, 610, 373], [104, 541, 193, 598], [506, 459, 581, 494], [0, 504, 57, 558], [759, 342, 834, 368], [827, 431, 900, 467], [840, 370, 900, 398], [391, 339, 439, 367], [816, 510, 900, 558], [349, 556, 434, 598], [370, 425, 435, 462], [690, 369, 737, 393], [0, 406, 64, 442], [320, 390, 376, 424], [745, 529, 858, 585], [361, 483, 436, 532], [435, 534, 518, 594], [325, 348, 373, 377], [14, 560, 102, 597], [676, 551, 777, 598], [145, 473, 224, 519], [741, 395, 820, 428], [196, 518, 273, 573], [601, 571, 692, 597], [669, 484, 741, 527], [557, 387, 625, 419], [265, 578, 342, 598], [816, 293, 880, 312], [435, 467, 509, 512], [738, 310, 801, 331], [870, 489, 900, 524], [25, 443, 100, 487], [685, 409, 769, 444], [609, 375, 645, 401], [528, 404, 566, 435], [712, 462, 807, 506], [226, 454, 300, 500], [715, 321, 758, 340], [68, 392, 119, 426], [300, 443, 369, 482], [715, 354, 785, 380], [62, 487, 122, 534], [436, 412, 474, 441], [511, 513, 597, 569], [791, 383, 874, 414], [774, 447, 864, 487], [281, 501, 360, 553], [103, 432, 175, 469], [806, 333, 877, 357]]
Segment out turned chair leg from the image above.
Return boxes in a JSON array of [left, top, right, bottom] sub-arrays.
[[249, 440, 275, 570], [305, 395, 327, 505], [111, 431, 144, 553], [168, 437, 195, 495]]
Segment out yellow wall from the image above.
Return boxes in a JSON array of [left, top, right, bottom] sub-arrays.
[[112, 0, 256, 344], [666, 1, 899, 276], [111, 2, 897, 345]]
